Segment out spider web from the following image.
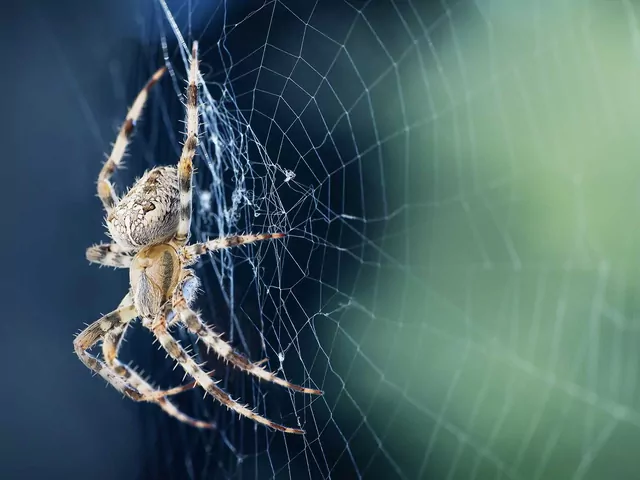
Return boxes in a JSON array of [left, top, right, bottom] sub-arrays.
[[122, 0, 640, 478]]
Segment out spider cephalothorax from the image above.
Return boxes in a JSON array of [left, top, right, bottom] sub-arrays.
[[74, 42, 321, 434], [130, 244, 181, 318]]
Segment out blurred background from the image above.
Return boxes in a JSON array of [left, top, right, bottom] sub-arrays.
[[3, 0, 640, 479]]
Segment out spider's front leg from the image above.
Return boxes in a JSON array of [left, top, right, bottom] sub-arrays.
[[86, 243, 133, 268]]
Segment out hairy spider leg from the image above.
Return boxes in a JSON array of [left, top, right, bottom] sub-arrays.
[[172, 270, 322, 395], [180, 233, 286, 265], [101, 295, 216, 429], [147, 308, 306, 435], [175, 41, 200, 245], [97, 66, 166, 213], [74, 295, 143, 401], [86, 242, 134, 268], [75, 293, 216, 428]]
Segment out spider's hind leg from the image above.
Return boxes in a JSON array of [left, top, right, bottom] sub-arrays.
[[97, 66, 166, 213]]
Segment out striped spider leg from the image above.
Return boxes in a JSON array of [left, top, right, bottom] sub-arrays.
[[88, 60, 166, 265], [96, 64, 166, 214], [146, 306, 309, 435], [174, 42, 200, 246], [74, 292, 217, 429], [74, 294, 142, 401], [180, 232, 286, 265], [171, 269, 321, 396], [86, 242, 134, 268]]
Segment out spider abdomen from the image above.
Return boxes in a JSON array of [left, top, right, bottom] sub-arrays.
[[107, 166, 180, 249]]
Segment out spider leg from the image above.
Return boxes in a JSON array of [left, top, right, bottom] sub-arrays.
[[76, 293, 215, 427], [172, 271, 321, 395], [97, 66, 166, 213], [73, 295, 143, 401], [180, 233, 285, 265], [86, 242, 134, 268], [175, 42, 200, 246], [147, 309, 306, 434], [102, 317, 216, 429]]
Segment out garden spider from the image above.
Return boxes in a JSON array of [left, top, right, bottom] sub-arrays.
[[74, 42, 322, 434]]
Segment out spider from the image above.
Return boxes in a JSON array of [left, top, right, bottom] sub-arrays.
[[74, 42, 322, 435]]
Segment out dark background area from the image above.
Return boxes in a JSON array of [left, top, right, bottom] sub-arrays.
[[0, 1, 392, 478], [1, 1, 149, 478]]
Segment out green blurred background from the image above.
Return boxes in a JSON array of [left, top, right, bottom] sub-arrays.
[[341, 0, 640, 478]]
